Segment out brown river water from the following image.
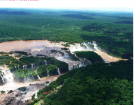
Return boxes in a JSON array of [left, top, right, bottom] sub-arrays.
[[0, 40, 64, 52]]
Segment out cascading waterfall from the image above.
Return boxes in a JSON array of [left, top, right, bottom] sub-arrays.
[[23, 65, 27, 69], [47, 70, 49, 77], [31, 63, 35, 69], [35, 69, 40, 80], [44, 61, 47, 65], [57, 68, 61, 75], [0, 69, 14, 83], [37, 75, 40, 80], [24, 76, 27, 83], [68, 66, 72, 71], [93, 41, 98, 50], [79, 61, 84, 67], [31, 73, 35, 80], [70, 41, 96, 54], [31, 63, 33, 69], [67, 57, 92, 71], [35, 93, 38, 99], [0, 74, 5, 83]]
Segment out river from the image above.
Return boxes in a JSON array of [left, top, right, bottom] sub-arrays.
[[0, 40, 126, 104]]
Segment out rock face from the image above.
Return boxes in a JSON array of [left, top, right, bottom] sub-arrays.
[[0, 66, 14, 84], [0, 75, 61, 105]]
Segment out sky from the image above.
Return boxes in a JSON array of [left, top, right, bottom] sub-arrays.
[[0, 0, 133, 12]]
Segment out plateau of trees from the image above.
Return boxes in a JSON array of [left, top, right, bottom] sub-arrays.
[[74, 51, 104, 63], [29, 59, 133, 105]]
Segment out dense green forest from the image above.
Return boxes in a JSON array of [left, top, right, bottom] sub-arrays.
[[74, 51, 104, 63], [29, 59, 133, 105], [0, 55, 68, 83], [0, 9, 133, 58]]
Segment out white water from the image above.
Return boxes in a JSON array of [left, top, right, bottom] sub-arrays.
[[47, 70, 49, 77], [31, 63, 36, 69], [35, 69, 40, 80], [37, 75, 41, 80], [23, 65, 27, 69], [31, 63, 34, 69], [57, 68, 61, 75], [44, 61, 47, 65], [0, 69, 14, 83], [69, 41, 95, 54]]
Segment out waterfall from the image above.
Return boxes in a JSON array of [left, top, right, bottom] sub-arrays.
[[81, 61, 84, 67], [77, 64, 79, 68], [24, 76, 26, 83], [93, 42, 98, 50], [47, 70, 49, 77], [31, 63, 33, 69], [35, 93, 38, 99], [0, 74, 5, 83], [31, 63, 35, 69], [68, 66, 71, 71], [37, 75, 40, 80], [68, 66, 74, 71], [26, 76, 31, 82], [0, 69, 14, 83], [79, 61, 83, 67], [68, 66, 72, 71], [44, 61, 47, 65], [23, 65, 27, 69], [57, 68, 61, 75], [35, 69, 40, 80]]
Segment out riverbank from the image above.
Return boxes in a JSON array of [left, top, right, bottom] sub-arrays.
[[0, 74, 62, 105]]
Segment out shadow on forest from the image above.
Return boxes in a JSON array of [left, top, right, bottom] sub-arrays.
[[0, 10, 31, 15], [114, 21, 133, 24], [61, 14, 94, 19]]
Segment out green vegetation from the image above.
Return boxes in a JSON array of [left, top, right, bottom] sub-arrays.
[[74, 51, 104, 63], [62, 43, 70, 47], [0, 91, 5, 95], [0, 54, 68, 83], [0, 9, 133, 58], [29, 59, 132, 105], [12, 57, 68, 80], [47, 65, 57, 75], [37, 65, 48, 77], [34, 99, 42, 105], [18, 87, 27, 92], [14, 69, 36, 78], [0, 55, 18, 66]]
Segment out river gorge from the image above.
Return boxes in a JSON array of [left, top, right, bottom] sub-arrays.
[[0, 40, 126, 105]]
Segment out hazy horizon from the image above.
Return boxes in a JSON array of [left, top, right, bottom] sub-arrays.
[[0, 0, 133, 12], [0, 7, 133, 13]]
